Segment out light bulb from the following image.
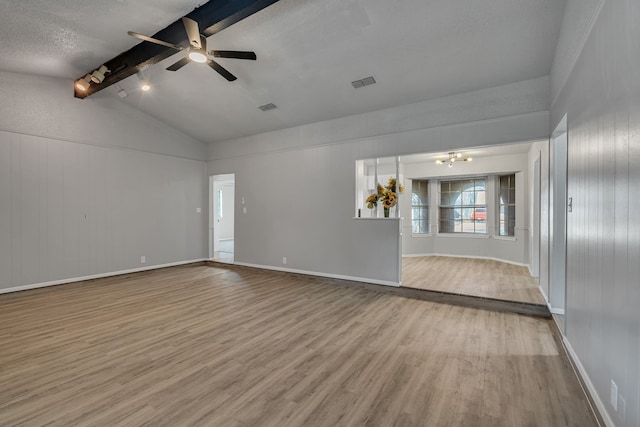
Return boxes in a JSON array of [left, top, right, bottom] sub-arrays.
[[188, 51, 208, 63], [75, 75, 92, 92], [140, 83, 151, 92], [90, 65, 109, 83]]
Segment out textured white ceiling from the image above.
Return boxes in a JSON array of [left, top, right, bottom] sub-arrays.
[[0, 0, 566, 144]]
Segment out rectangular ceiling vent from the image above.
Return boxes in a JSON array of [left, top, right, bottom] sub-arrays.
[[258, 103, 277, 111], [351, 76, 376, 89]]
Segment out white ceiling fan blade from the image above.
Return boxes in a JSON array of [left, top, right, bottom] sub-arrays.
[[182, 17, 202, 49]]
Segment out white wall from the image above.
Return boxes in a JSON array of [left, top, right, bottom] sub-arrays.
[[0, 71, 207, 161], [208, 78, 550, 284], [550, 0, 640, 425], [0, 71, 208, 292], [400, 152, 531, 266]]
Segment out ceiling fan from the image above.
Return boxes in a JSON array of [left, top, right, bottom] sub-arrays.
[[128, 17, 256, 81]]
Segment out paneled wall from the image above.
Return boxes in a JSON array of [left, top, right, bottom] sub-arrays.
[[0, 72, 208, 292], [550, 0, 639, 425]]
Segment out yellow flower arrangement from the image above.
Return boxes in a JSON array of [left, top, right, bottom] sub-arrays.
[[366, 177, 404, 216]]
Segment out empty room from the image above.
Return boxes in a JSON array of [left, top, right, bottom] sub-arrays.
[[1, 0, 638, 426]]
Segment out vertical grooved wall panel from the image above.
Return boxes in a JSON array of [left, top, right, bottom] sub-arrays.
[[0, 131, 207, 292], [551, 0, 639, 424]]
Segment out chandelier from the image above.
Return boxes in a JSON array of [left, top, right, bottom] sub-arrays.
[[436, 152, 472, 168]]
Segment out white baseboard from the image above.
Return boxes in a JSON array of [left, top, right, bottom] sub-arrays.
[[527, 264, 537, 277], [539, 285, 549, 303], [0, 258, 208, 295], [538, 289, 565, 316], [563, 337, 615, 427], [233, 262, 401, 287], [402, 253, 531, 269]]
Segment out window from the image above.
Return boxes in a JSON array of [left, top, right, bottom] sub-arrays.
[[411, 179, 429, 233], [217, 190, 223, 219], [499, 174, 516, 236], [439, 178, 486, 234]]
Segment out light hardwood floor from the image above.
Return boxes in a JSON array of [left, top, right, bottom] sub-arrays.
[[402, 256, 546, 305], [0, 264, 594, 426]]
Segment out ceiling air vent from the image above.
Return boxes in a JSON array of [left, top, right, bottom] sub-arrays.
[[351, 76, 376, 89], [258, 103, 277, 111]]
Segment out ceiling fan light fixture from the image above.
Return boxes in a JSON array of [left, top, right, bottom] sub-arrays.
[[136, 71, 151, 92], [75, 74, 92, 92], [188, 50, 208, 63]]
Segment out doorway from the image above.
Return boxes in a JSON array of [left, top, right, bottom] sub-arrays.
[[210, 174, 235, 263]]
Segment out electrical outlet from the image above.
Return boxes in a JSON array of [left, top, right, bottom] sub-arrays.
[[140, 256, 146, 264], [282, 257, 287, 264], [243, 207, 247, 214], [196, 207, 201, 213], [610, 380, 618, 410]]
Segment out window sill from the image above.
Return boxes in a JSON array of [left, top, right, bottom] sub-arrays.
[[352, 217, 402, 220], [492, 235, 517, 241], [435, 233, 490, 239], [410, 233, 434, 238]]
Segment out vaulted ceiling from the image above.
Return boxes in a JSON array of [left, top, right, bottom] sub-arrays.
[[0, 0, 566, 144]]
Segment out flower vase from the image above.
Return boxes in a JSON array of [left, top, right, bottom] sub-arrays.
[[384, 207, 390, 218]]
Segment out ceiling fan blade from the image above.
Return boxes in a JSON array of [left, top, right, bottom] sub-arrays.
[[182, 17, 202, 49], [207, 60, 237, 81], [212, 51, 257, 60], [127, 31, 183, 50], [166, 57, 191, 71]]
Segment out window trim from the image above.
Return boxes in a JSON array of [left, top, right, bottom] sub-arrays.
[[438, 177, 488, 235], [498, 173, 516, 237], [411, 179, 429, 234]]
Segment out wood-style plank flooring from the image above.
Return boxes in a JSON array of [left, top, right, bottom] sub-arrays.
[[0, 264, 593, 426], [402, 256, 546, 305]]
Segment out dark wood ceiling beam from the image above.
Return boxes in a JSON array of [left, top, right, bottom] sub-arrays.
[[74, 0, 279, 99]]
